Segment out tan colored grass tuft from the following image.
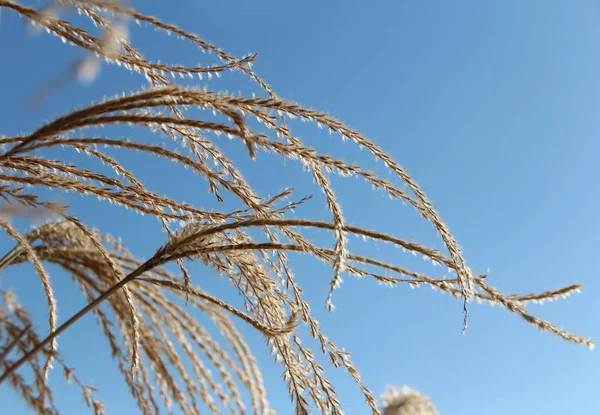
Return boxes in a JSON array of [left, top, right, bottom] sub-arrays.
[[380, 386, 438, 415], [0, 1, 594, 414]]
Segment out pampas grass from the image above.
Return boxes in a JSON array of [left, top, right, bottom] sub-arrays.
[[0, 1, 593, 414], [380, 386, 437, 415]]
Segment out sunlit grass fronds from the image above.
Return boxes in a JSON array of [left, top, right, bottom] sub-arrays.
[[0, 1, 593, 414]]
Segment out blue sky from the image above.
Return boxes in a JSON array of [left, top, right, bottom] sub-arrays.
[[1, 1, 600, 414]]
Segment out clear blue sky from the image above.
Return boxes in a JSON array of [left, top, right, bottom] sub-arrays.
[[1, 1, 599, 414]]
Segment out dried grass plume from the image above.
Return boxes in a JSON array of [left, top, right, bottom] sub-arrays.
[[0, 1, 594, 414], [380, 386, 438, 415]]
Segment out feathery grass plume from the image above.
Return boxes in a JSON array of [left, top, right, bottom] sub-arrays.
[[380, 386, 438, 415], [0, 0, 594, 414]]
